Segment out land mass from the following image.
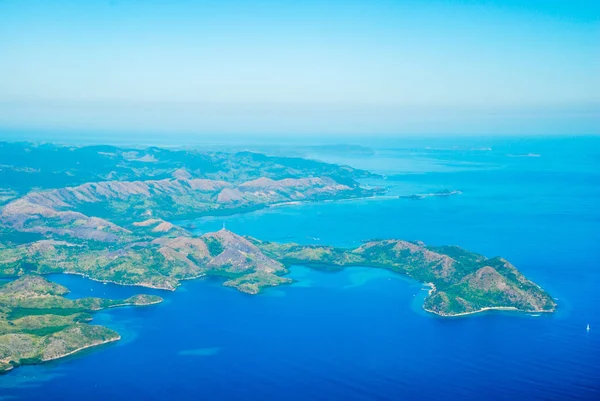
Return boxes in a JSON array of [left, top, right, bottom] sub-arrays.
[[0, 275, 162, 373], [0, 141, 556, 373], [0, 227, 556, 316]]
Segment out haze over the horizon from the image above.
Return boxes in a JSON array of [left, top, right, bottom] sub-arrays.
[[1, 0, 598, 136]]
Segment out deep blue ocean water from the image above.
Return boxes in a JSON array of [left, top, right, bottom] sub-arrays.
[[1, 136, 599, 400]]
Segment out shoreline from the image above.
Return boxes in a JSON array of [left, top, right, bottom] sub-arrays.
[[267, 194, 383, 209], [41, 335, 121, 363], [424, 305, 554, 317], [421, 282, 554, 317], [60, 271, 177, 291], [0, 363, 14, 373], [48, 266, 554, 319], [174, 191, 386, 225], [105, 299, 163, 309]]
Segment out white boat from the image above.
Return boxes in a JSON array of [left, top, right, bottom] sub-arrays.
[[587, 324, 590, 332]]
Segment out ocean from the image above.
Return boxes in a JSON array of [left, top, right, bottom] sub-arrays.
[[1, 136, 599, 400]]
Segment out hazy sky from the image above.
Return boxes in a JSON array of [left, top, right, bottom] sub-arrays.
[[0, 0, 598, 136]]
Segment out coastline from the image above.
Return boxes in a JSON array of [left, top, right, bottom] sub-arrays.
[[174, 191, 385, 224], [41, 335, 121, 363], [0, 363, 14, 374], [57, 262, 553, 319], [60, 271, 176, 291], [267, 194, 383, 209], [106, 299, 163, 309], [421, 282, 553, 317], [424, 306, 519, 317], [423, 305, 554, 317], [1, 335, 122, 374]]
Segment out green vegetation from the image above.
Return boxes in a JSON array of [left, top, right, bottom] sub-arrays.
[[204, 237, 225, 257], [252, 238, 556, 316], [223, 272, 293, 295], [0, 142, 382, 246], [0, 228, 288, 293], [0, 275, 162, 374], [0, 141, 376, 198], [0, 227, 556, 318], [0, 141, 557, 374]]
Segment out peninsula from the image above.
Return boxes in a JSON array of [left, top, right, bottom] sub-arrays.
[[0, 226, 556, 317], [0, 275, 162, 373]]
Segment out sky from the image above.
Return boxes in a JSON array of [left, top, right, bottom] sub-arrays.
[[0, 0, 598, 137]]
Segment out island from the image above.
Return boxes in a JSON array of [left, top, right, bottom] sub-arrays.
[[398, 189, 462, 200], [0, 275, 162, 373], [0, 141, 556, 373]]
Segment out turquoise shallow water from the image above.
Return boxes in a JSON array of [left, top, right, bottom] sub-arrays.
[[1, 137, 599, 400]]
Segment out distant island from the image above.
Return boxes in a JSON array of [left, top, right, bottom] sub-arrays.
[[398, 189, 462, 200], [0, 142, 555, 374], [507, 153, 541, 158]]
